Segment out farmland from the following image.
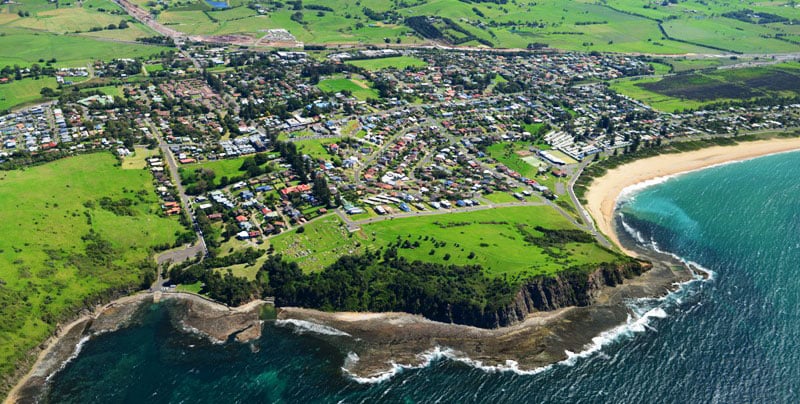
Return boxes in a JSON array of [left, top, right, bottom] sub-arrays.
[[0, 153, 185, 386], [0, 0, 169, 68], [0, 28, 171, 68], [612, 62, 800, 112], [125, 0, 800, 53]]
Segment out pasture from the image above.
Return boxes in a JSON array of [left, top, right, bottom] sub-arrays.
[[0, 153, 184, 386], [0, 76, 57, 111], [0, 28, 171, 68]]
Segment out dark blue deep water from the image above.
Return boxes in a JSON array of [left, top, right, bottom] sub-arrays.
[[46, 151, 800, 403]]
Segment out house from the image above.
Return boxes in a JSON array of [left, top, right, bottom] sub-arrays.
[[280, 183, 312, 196]]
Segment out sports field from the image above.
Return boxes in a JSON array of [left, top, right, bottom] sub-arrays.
[[346, 56, 427, 71]]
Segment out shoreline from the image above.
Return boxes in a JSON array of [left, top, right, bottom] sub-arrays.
[[9, 138, 791, 400], [4, 292, 268, 404], [277, 249, 696, 380], [584, 137, 800, 255]]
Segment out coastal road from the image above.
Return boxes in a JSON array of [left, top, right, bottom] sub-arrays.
[[567, 161, 612, 249]]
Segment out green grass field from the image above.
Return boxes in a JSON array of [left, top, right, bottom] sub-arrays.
[[0, 153, 184, 387], [485, 142, 541, 178], [81, 85, 124, 98], [269, 215, 363, 273], [0, 76, 57, 111], [180, 158, 247, 186], [122, 146, 160, 170], [317, 78, 379, 100], [179, 154, 278, 188], [120, 0, 791, 53], [269, 206, 621, 279], [346, 56, 427, 71], [610, 77, 706, 113], [363, 206, 620, 279], [0, 28, 171, 68], [293, 138, 338, 161], [4, 0, 797, 53]]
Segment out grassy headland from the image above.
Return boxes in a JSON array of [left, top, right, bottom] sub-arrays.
[[0, 153, 185, 391]]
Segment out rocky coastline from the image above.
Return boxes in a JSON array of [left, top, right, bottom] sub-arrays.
[[277, 242, 698, 380], [6, 293, 268, 404]]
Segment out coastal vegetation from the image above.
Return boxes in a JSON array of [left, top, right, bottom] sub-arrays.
[[167, 206, 638, 328], [0, 153, 187, 391]]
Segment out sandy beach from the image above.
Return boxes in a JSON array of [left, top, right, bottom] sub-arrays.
[[584, 137, 800, 255]]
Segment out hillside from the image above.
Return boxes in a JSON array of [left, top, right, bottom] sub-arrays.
[[129, 0, 798, 54]]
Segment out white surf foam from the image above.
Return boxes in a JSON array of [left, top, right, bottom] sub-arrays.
[[346, 264, 710, 384], [275, 319, 351, 337], [614, 154, 779, 207], [178, 322, 225, 344], [46, 335, 91, 381]]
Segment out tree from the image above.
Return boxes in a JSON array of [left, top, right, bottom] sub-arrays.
[[312, 174, 331, 207], [40, 87, 58, 98]]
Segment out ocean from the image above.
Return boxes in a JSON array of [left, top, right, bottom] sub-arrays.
[[44, 151, 800, 403]]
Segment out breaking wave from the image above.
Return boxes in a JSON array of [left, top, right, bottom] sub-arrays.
[[46, 335, 91, 382], [275, 319, 351, 337]]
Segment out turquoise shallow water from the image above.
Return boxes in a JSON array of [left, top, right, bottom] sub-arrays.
[[45, 151, 800, 403]]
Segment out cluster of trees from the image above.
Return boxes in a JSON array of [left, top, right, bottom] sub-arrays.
[[722, 9, 795, 25], [275, 140, 313, 182], [86, 19, 130, 33], [168, 248, 267, 305], [137, 36, 175, 46], [264, 251, 519, 327]]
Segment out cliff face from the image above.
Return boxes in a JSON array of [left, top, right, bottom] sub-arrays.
[[475, 261, 650, 329]]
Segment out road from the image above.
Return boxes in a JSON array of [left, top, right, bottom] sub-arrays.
[[148, 120, 208, 287], [567, 161, 612, 249], [333, 201, 544, 230], [113, 0, 201, 69]]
